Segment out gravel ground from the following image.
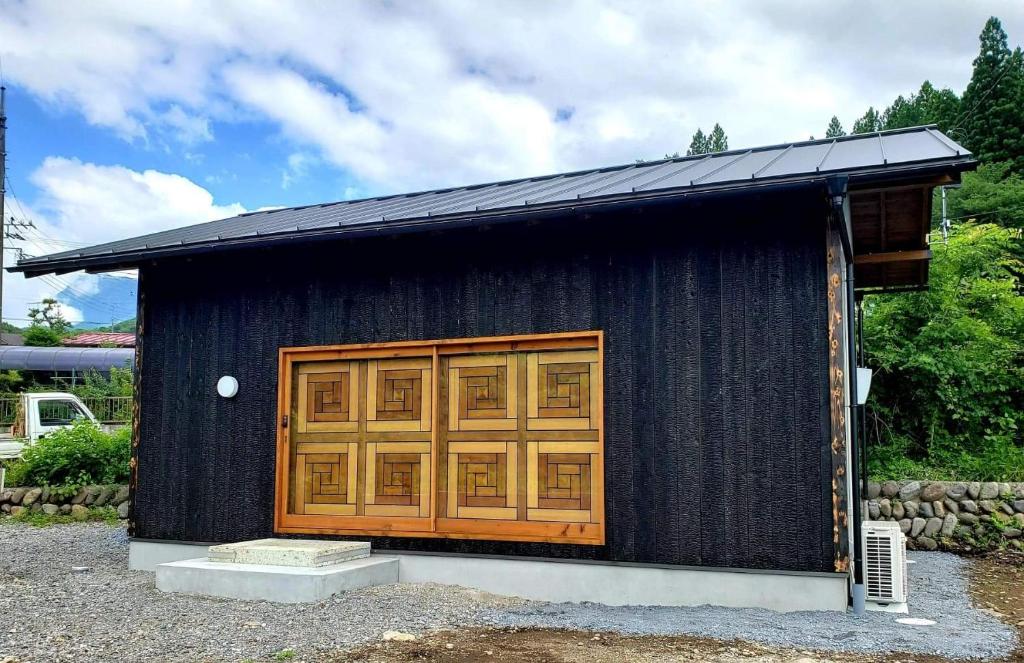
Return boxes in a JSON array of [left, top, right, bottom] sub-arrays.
[[0, 522, 1016, 662], [480, 553, 1018, 659]]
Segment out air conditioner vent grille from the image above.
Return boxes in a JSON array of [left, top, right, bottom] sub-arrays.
[[862, 520, 908, 605]]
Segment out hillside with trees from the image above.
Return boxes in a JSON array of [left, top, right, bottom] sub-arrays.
[[842, 17, 1023, 481]]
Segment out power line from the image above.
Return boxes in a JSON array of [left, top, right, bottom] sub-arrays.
[[943, 204, 1024, 222], [948, 56, 1017, 136]]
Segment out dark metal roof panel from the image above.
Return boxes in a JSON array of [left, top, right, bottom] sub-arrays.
[[13, 126, 973, 275]]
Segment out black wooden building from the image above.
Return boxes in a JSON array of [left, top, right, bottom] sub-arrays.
[[14, 127, 974, 610]]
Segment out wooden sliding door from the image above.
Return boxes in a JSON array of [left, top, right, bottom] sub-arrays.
[[274, 332, 604, 545]]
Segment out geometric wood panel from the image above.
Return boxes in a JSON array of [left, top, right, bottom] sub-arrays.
[[527, 440, 600, 523], [365, 441, 431, 518], [447, 354, 517, 431], [276, 332, 603, 545], [367, 358, 432, 432], [526, 351, 600, 430], [439, 346, 602, 535], [292, 442, 358, 515], [446, 440, 517, 520], [296, 361, 359, 433]]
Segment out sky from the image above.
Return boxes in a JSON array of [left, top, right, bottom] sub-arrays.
[[0, 0, 1022, 326]]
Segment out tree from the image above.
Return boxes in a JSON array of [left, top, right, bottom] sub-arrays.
[[707, 123, 728, 152], [686, 124, 729, 155], [27, 298, 72, 335], [960, 17, 1024, 173], [686, 128, 708, 156], [902, 81, 961, 133], [863, 223, 1024, 480], [23, 298, 72, 347], [825, 116, 845, 138], [22, 326, 62, 347], [945, 162, 1024, 231], [851, 107, 882, 134]]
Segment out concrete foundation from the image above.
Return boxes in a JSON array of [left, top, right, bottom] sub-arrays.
[[132, 540, 848, 612], [388, 552, 848, 612], [129, 540, 210, 571], [155, 556, 399, 603]]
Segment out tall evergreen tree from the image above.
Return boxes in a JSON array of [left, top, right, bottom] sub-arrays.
[[707, 123, 728, 152], [686, 124, 729, 155], [686, 128, 708, 156], [852, 107, 882, 134], [959, 17, 1024, 173], [825, 116, 846, 138]]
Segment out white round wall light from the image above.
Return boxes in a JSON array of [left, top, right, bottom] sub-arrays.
[[217, 376, 239, 398]]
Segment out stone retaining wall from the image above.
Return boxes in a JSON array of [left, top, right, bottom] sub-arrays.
[[865, 480, 1024, 552], [0, 484, 130, 519], [3, 479, 1022, 554]]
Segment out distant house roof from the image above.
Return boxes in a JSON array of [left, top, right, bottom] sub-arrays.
[[63, 332, 136, 348], [0, 346, 134, 372], [1, 333, 23, 346], [11, 126, 974, 291]]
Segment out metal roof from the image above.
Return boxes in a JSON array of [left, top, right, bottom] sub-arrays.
[[62, 332, 136, 348], [0, 347, 134, 372], [12, 126, 973, 277]]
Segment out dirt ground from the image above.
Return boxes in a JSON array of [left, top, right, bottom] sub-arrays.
[[332, 550, 1024, 663], [968, 549, 1024, 663], [333, 628, 939, 663]]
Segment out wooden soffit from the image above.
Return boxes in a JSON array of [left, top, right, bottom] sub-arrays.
[[848, 174, 956, 293]]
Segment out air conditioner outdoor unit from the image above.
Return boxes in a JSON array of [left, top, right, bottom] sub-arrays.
[[862, 520, 908, 612]]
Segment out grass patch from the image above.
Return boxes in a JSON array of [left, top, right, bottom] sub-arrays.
[[3, 506, 120, 527]]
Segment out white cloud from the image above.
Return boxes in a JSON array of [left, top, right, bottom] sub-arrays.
[[1, 159, 244, 325], [29, 157, 245, 244], [2, 1, 1021, 194]]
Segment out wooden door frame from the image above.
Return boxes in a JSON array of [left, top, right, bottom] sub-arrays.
[[273, 331, 605, 544]]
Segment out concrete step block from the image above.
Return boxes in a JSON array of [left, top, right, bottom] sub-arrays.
[[156, 556, 397, 603], [207, 538, 370, 567]]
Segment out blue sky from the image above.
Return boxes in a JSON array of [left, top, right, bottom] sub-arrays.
[[0, 1, 1021, 326]]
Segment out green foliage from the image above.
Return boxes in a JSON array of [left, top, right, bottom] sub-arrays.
[[6, 420, 131, 491], [880, 82, 962, 133], [27, 298, 72, 336], [686, 128, 707, 156], [23, 298, 72, 347], [0, 370, 25, 394], [272, 650, 297, 661], [960, 17, 1024, 174], [6, 506, 120, 527], [825, 116, 845, 138], [22, 325, 62, 347], [852, 106, 882, 134], [864, 223, 1024, 482], [945, 162, 1024, 230], [686, 123, 728, 155], [0, 322, 22, 334], [707, 123, 728, 152], [57, 367, 134, 399], [110, 318, 135, 332]]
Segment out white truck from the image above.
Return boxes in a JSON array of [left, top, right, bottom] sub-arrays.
[[0, 392, 99, 460]]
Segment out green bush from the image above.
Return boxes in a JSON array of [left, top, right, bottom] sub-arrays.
[[5, 420, 130, 492], [863, 222, 1024, 482]]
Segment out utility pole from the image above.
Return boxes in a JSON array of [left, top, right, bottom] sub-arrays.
[[0, 84, 7, 341]]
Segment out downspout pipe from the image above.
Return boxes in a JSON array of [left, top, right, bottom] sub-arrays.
[[827, 176, 865, 616]]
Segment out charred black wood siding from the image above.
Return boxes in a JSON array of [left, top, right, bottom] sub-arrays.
[[134, 191, 834, 572]]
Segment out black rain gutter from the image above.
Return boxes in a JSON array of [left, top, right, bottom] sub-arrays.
[[828, 175, 865, 614], [11, 159, 973, 278]]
